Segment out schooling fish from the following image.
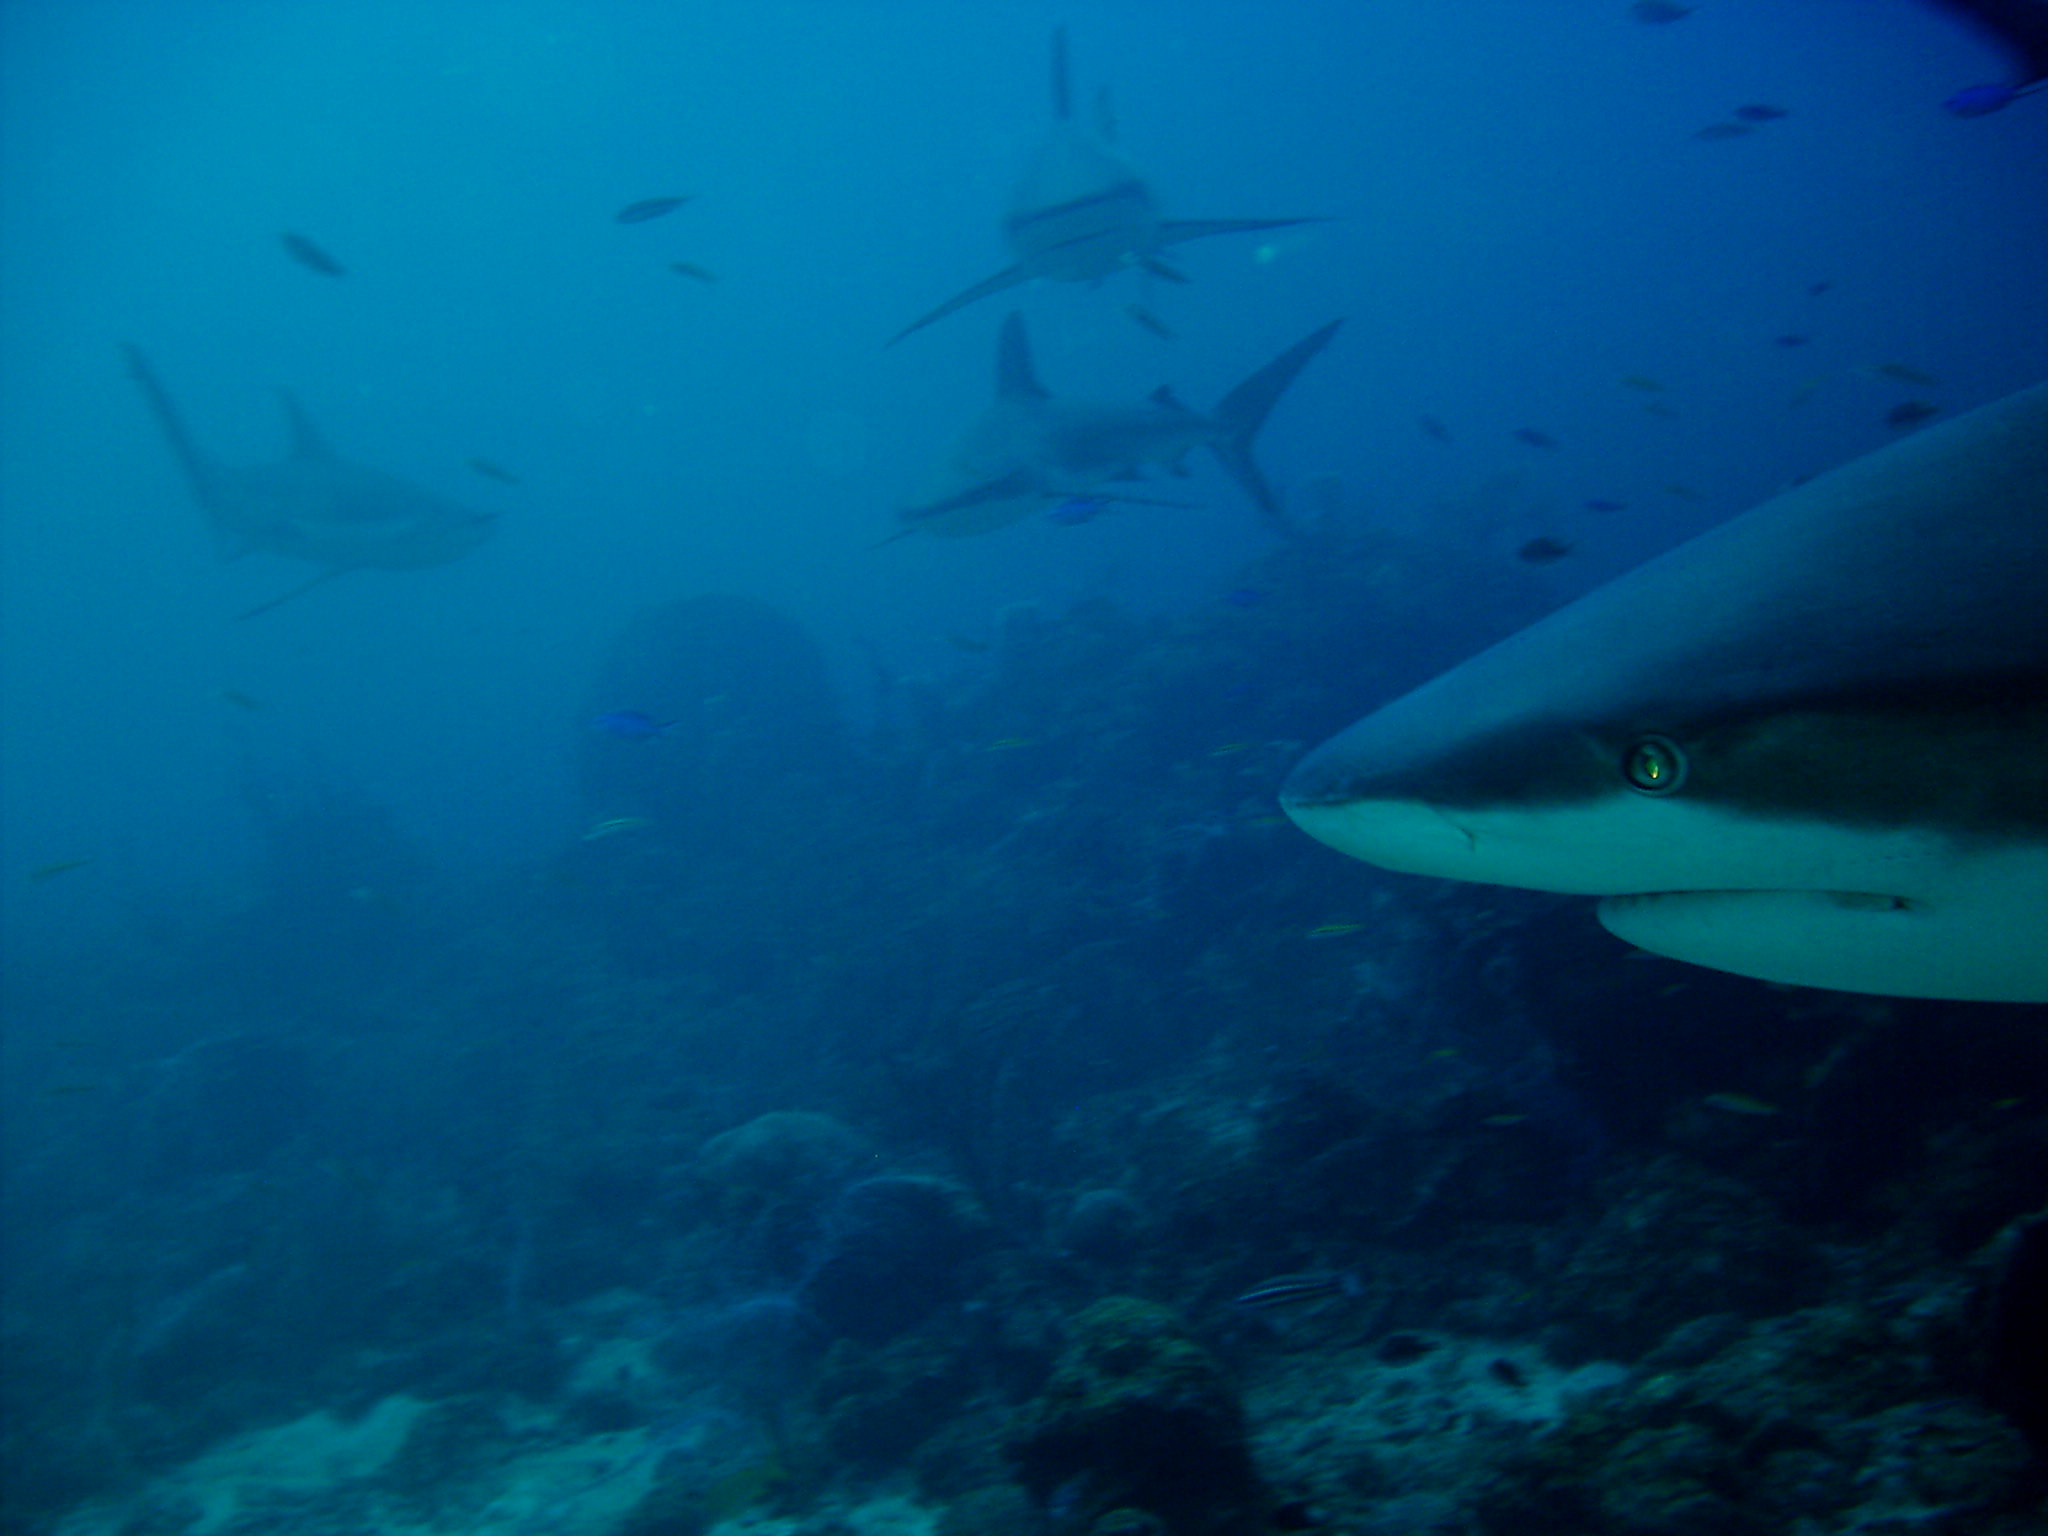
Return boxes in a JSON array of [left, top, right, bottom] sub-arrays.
[[280, 232, 345, 276], [1733, 103, 1790, 121], [466, 457, 520, 484], [591, 710, 678, 739], [1125, 303, 1176, 341], [615, 196, 691, 224], [1517, 535, 1576, 564], [1513, 427, 1559, 449], [1233, 1272, 1363, 1310], [1885, 399, 1941, 428], [669, 261, 719, 282], [1584, 498, 1628, 513]]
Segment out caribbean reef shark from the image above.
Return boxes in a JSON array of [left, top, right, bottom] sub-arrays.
[[1282, 382, 2048, 1003], [889, 28, 1316, 344], [893, 312, 1341, 541], [122, 344, 497, 618]]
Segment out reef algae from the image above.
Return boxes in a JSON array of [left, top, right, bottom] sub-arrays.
[[1009, 1297, 1261, 1536]]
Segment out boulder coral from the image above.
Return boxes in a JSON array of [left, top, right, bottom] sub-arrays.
[[1009, 1297, 1261, 1536]]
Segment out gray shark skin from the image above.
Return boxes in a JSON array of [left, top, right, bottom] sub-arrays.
[[1282, 383, 2048, 1003], [889, 29, 1316, 344], [122, 344, 496, 617], [897, 312, 1340, 540]]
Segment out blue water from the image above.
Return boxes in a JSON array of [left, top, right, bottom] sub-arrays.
[[1, 2, 2044, 1529]]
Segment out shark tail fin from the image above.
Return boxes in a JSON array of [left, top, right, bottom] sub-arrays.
[[1208, 319, 1343, 537], [120, 344, 215, 506]]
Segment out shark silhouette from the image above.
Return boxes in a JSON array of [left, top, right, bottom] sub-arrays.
[[1283, 382, 2048, 1003], [893, 312, 1341, 541], [889, 28, 1317, 344], [122, 345, 497, 618]]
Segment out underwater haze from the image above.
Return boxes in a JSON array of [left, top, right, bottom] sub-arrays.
[[2, 2, 2046, 1533]]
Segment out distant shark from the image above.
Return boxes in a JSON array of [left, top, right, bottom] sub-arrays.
[[122, 344, 497, 618], [1282, 382, 2048, 1003], [889, 28, 1317, 344], [893, 311, 1341, 540]]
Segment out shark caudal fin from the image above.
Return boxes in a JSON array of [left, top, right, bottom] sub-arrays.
[[121, 344, 216, 508], [1207, 319, 1342, 536]]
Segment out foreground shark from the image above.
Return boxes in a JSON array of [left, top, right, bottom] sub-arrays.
[[894, 312, 1341, 540], [122, 345, 497, 618], [890, 29, 1316, 344], [1282, 382, 2048, 1003]]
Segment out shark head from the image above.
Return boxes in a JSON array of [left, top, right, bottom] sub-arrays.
[[1282, 383, 2048, 1003]]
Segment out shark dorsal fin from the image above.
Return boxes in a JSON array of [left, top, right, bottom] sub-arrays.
[[278, 389, 337, 459], [1150, 384, 1194, 413], [998, 313, 1050, 401]]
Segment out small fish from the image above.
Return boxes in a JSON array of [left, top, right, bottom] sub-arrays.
[[1662, 482, 1701, 501], [1488, 1358, 1530, 1388], [1418, 415, 1452, 442], [615, 196, 691, 224], [280, 231, 345, 276], [1621, 374, 1665, 393], [1640, 400, 1680, 419], [1694, 122, 1755, 141], [1629, 0, 1693, 21], [1945, 82, 2020, 117], [1773, 334, 1811, 348], [1207, 742, 1254, 757], [1806, 280, 1834, 297], [1733, 103, 1788, 122], [1875, 362, 1939, 387], [1583, 498, 1627, 513], [1124, 303, 1175, 341], [1516, 535, 1575, 564], [669, 261, 719, 283], [1046, 495, 1111, 526], [1885, 399, 1940, 429], [944, 632, 993, 653], [1513, 427, 1559, 449], [28, 858, 95, 882], [1233, 1272, 1362, 1310], [1222, 587, 1266, 609], [218, 688, 268, 712], [1702, 1091, 1781, 1117], [591, 710, 678, 739], [983, 737, 1037, 751], [466, 457, 520, 484], [1306, 922, 1366, 939], [581, 816, 654, 842]]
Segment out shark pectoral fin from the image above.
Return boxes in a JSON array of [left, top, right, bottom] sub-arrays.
[[235, 565, 353, 620], [889, 265, 1032, 345], [1598, 879, 2048, 1003], [1156, 217, 1324, 247]]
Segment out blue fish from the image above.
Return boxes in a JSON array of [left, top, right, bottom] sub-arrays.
[[1046, 495, 1112, 526], [592, 710, 677, 739], [1945, 81, 2021, 115]]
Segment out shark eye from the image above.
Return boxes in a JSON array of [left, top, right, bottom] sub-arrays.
[[1622, 735, 1687, 795]]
